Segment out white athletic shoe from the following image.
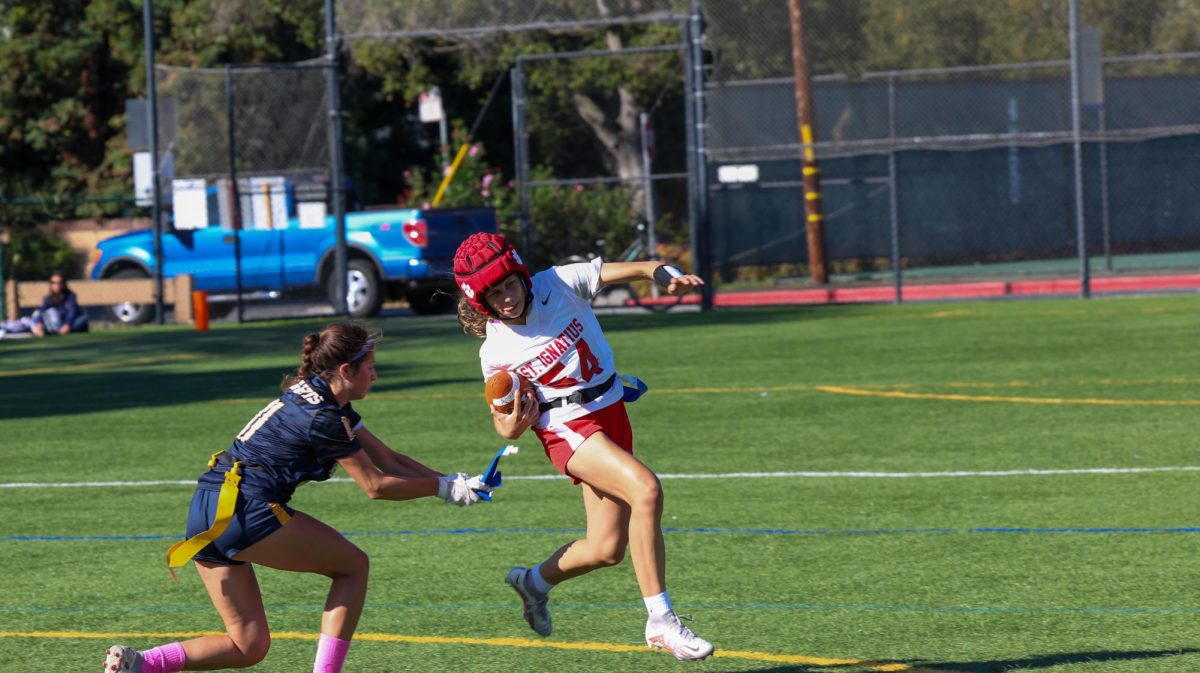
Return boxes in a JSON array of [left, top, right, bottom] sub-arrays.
[[505, 566, 552, 636], [103, 645, 143, 673], [645, 613, 714, 661]]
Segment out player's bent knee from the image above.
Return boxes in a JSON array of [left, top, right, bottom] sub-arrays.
[[629, 475, 663, 512], [243, 640, 271, 667], [594, 546, 626, 567], [587, 535, 628, 567], [349, 546, 370, 576], [229, 633, 271, 667], [323, 544, 369, 580]]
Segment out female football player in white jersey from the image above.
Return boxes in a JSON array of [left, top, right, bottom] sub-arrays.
[[453, 232, 714, 661], [103, 322, 492, 673]]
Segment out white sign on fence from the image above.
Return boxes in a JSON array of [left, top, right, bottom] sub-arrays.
[[418, 88, 445, 123], [248, 176, 288, 230], [172, 179, 208, 230]]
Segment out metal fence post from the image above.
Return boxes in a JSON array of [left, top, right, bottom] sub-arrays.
[[1068, 0, 1090, 298], [143, 0, 165, 323], [689, 0, 713, 310], [225, 65, 245, 323], [0, 208, 5, 321], [325, 0, 348, 315], [888, 73, 902, 303], [511, 64, 533, 266]]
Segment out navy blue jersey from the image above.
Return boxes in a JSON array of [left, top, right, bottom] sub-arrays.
[[197, 376, 362, 503]]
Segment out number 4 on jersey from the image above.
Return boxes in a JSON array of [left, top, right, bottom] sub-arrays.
[[535, 338, 603, 388]]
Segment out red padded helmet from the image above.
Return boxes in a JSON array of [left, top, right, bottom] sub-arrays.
[[453, 232, 532, 316]]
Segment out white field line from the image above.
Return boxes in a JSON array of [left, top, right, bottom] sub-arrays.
[[3, 465, 1200, 489]]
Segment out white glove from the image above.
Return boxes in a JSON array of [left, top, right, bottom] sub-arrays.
[[437, 473, 488, 506], [465, 474, 492, 496]]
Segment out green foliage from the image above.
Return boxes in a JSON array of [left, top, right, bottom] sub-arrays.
[[0, 0, 141, 195], [523, 173, 640, 265], [2, 225, 78, 282], [5, 0, 1200, 223], [397, 121, 516, 212]]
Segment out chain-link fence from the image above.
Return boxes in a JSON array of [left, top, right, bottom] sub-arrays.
[[334, 0, 710, 305], [512, 40, 692, 275], [704, 0, 1200, 298], [335, 0, 690, 39], [124, 1, 1200, 318], [158, 63, 330, 183], [121, 62, 335, 321]]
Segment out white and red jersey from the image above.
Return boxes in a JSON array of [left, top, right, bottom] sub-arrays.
[[479, 258, 622, 430]]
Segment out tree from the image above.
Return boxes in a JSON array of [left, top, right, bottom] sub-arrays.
[[347, 19, 683, 215], [0, 1, 141, 198]]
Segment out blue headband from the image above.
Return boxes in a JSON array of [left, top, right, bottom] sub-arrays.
[[349, 339, 376, 364]]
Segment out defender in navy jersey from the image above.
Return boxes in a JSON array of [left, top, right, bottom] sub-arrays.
[[104, 322, 491, 673], [453, 233, 715, 661]]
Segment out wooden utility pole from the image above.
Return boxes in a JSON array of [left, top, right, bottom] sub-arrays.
[[788, 0, 828, 284]]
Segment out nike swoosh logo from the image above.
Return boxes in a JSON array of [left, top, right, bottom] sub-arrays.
[[541, 293, 551, 305]]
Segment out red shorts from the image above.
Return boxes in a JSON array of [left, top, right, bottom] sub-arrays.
[[534, 401, 634, 484]]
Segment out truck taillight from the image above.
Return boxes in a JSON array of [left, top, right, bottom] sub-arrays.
[[403, 219, 428, 247]]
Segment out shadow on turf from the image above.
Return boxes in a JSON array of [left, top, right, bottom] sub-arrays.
[[0, 304, 855, 420], [911, 647, 1200, 672]]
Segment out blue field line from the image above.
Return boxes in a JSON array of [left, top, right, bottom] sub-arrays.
[[5, 525, 1200, 543], [971, 527, 1200, 533], [4, 601, 1199, 617]]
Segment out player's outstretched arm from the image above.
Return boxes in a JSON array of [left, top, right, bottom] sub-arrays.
[[356, 426, 443, 478], [599, 261, 704, 296], [337, 449, 440, 501], [491, 388, 539, 439], [337, 450, 489, 506]]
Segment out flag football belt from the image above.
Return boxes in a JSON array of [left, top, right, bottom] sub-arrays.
[[165, 450, 242, 580], [539, 374, 617, 413]]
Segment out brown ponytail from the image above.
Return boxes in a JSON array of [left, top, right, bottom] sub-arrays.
[[457, 295, 488, 338], [295, 332, 321, 381], [282, 321, 379, 389]]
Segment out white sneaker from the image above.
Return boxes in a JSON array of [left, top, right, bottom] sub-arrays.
[[505, 566, 552, 636], [645, 612, 714, 661], [103, 645, 143, 672]]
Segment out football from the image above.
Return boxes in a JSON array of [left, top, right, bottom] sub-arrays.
[[485, 370, 534, 414]]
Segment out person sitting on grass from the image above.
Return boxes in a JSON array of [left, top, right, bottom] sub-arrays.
[[31, 271, 88, 336], [103, 321, 493, 673]]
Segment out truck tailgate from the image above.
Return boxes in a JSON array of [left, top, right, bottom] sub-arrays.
[[422, 209, 498, 259]]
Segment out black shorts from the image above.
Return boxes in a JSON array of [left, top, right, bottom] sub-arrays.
[[185, 488, 295, 566]]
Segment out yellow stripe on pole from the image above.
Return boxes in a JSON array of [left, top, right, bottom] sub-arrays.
[[801, 124, 816, 161], [432, 143, 472, 207], [803, 166, 819, 175], [807, 213, 823, 223], [806, 191, 821, 200]]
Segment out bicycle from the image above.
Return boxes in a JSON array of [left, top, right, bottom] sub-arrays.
[[555, 223, 689, 313]]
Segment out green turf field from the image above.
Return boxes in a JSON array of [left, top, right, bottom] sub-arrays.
[[2, 296, 1198, 672]]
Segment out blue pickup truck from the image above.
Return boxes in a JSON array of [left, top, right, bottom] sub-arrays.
[[90, 206, 497, 323]]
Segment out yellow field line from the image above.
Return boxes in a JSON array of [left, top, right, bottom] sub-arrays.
[[0, 353, 201, 378], [0, 630, 955, 672], [220, 385, 820, 405], [854, 377, 1200, 390], [818, 385, 1200, 407]]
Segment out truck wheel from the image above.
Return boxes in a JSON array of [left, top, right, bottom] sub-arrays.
[[407, 288, 456, 315], [328, 259, 382, 318], [105, 268, 157, 325]]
